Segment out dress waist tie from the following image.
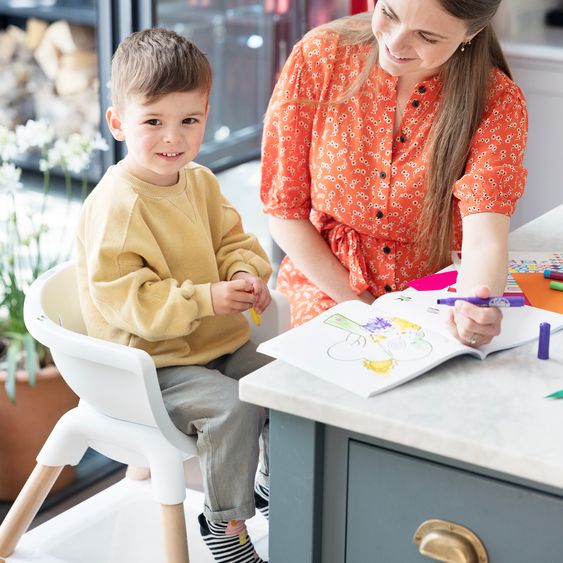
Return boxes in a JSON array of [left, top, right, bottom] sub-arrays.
[[320, 220, 370, 295]]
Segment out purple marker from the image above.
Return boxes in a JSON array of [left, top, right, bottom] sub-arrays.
[[538, 322, 551, 360], [436, 296, 525, 307], [544, 269, 563, 281]]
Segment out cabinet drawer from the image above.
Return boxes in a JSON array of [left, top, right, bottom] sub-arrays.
[[346, 440, 563, 563]]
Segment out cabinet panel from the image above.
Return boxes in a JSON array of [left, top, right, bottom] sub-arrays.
[[508, 57, 563, 229], [346, 440, 563, 563], [510, 59, 563, 95]]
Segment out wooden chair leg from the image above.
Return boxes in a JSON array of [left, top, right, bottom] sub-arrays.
[[125, 464, 151, 480], [0, 464, 63, 558], [161, 503, 189, 563]]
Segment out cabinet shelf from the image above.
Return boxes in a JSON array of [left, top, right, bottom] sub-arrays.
[[0, 0, 95, 25]]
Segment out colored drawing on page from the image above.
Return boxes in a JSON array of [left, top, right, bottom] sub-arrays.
[[506, 252, 563, 293], [323, 313, 433, 377]]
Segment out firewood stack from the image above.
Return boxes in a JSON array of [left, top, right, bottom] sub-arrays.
[[0, 18, 99, 138]]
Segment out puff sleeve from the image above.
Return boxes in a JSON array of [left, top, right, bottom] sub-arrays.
[[453, 72, 528, 217], [260, 36, 324, 219]]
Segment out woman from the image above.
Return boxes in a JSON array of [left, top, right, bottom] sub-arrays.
[[260, 0, 527, 347]]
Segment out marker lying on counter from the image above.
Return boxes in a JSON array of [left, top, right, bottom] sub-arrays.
[[436, 296, 525, 307], [544, 269, 563, 281]]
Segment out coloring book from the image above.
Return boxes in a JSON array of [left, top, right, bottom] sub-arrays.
[[257, 289, 563, 398]]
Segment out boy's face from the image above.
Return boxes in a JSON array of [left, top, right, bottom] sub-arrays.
[[106, 90, 209, 186]]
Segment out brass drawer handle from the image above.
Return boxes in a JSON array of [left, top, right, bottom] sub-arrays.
[[413, 519, 488, 563]]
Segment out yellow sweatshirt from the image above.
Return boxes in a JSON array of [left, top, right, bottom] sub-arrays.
[[76, 162, 272, 367]]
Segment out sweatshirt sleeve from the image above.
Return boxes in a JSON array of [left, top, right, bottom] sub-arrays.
[[84, 200, 215, 343], [215, 195, 273, 283]]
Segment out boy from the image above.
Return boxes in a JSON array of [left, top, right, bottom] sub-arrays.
[[76, 28, 272, 563]]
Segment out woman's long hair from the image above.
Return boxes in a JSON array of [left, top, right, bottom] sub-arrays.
[[317, 1, 509, 269]]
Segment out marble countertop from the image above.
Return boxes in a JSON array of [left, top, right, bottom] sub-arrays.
[[240, 205, 563, 490]]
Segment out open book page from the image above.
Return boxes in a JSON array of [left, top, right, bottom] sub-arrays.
[[258, 291, 563, 398], [257, 300, 478, 398], [372, 289, 563, 358]]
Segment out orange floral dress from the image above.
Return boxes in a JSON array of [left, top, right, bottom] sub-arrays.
[[260, 28, 528, 326]]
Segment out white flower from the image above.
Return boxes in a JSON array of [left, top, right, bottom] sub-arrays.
[[0, 162, 22, 193], [15, 119, 55, 152], [0, 126, 18, 162], [91, 132, 109, 152], [42, 132, 108, 174], [43, 141, 66, 171], [14, 210, 48, 243]]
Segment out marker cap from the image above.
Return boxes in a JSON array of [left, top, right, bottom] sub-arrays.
[[538, 322, 551, 360]]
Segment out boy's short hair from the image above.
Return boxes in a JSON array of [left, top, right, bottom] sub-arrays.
[[111, 27, 212, 109]]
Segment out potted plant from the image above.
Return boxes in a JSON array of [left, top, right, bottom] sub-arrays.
[[0, 120, 108, 501]]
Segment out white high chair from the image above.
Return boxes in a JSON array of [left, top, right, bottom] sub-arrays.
[[0, 261, 290, 563]]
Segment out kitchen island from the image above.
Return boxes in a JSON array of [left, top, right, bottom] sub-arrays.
[[240, 205, 563, 562]]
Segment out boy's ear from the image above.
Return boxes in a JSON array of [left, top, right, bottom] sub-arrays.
[[106, 106, 126, 141]]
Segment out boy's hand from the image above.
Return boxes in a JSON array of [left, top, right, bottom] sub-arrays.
[[231, 271, 272, 314], [211, 279, 255, 315]]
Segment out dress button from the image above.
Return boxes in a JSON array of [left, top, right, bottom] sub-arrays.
[[417, 85, 426, 94], [399, 135, 406, 143], [412, 99, 420, 108], [383, 246, 391, 254], [379, 171, 386, 179], [376, 210, 384, 219], [384, 284, 392, 292]]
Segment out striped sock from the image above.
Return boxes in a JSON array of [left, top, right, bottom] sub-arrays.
[[254, 482, 269, 520], [198, 513, 267, 563]]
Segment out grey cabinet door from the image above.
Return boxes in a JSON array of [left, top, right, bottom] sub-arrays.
[[346, 440, 563, 563]]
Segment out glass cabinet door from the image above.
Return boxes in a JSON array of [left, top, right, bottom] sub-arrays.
[[0, 0, 115, 181], [154, 0, 302, 170]]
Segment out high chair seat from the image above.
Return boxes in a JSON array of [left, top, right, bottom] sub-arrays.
[[0, 261, 290, 563]]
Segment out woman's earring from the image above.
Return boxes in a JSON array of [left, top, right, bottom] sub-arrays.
[[461, 40, 472, 52]]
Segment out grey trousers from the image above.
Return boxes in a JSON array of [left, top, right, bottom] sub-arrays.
[[157, 341, 272, 522]]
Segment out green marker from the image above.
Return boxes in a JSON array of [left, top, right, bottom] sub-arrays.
[[546, 390, 563, 399], [550, 281, 563, 292]]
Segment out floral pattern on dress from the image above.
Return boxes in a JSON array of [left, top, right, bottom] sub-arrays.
[[261, 29, 528, 326]]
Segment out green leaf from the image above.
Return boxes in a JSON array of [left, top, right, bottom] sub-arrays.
[[546, 390, 563, 399], [5, 341, 19, 404], [24, 333, 37, 388]]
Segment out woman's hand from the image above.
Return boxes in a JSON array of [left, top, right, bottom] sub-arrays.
[[446, 285, 503, 347]]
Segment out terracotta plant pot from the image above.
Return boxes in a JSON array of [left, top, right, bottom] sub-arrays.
[[0, 365, 79, 501]]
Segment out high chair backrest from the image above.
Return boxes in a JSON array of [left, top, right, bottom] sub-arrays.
[[23, 261, 192, 448]]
